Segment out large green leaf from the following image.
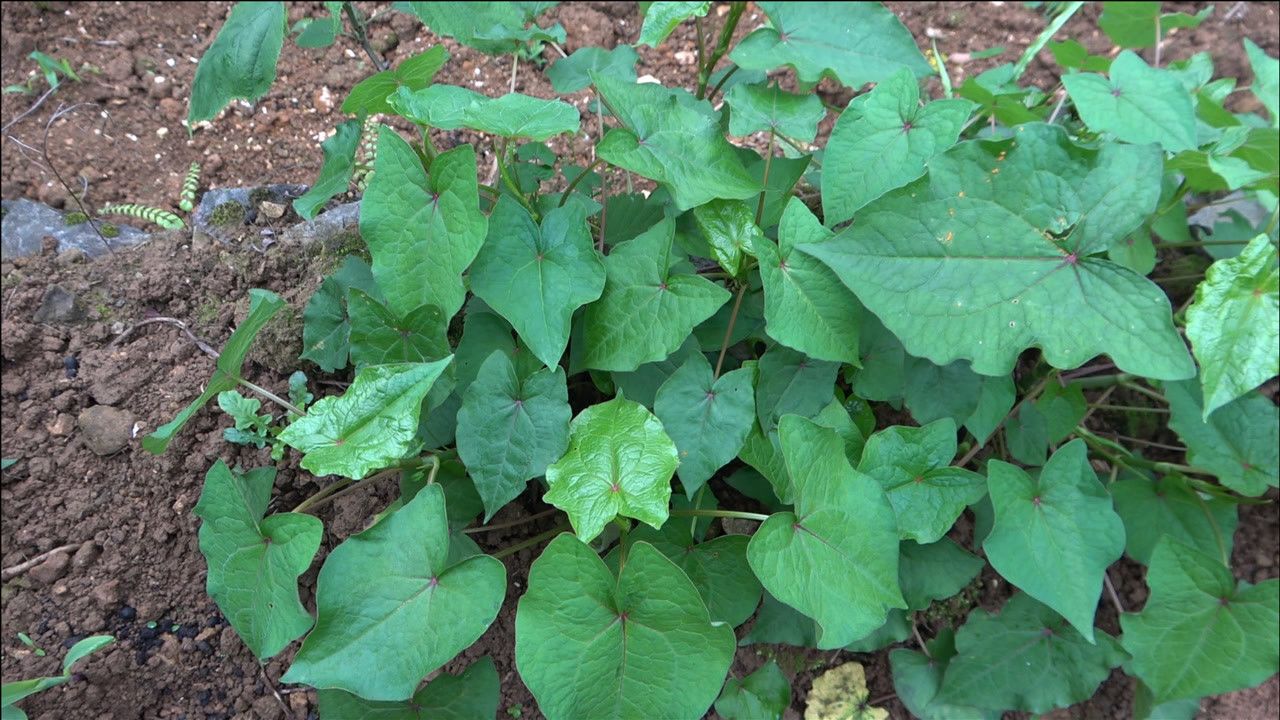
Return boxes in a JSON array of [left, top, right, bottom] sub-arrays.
[[754, 199, 861, 365], [406, 2, 562, 54], [714, 660, 790, 720], [982, 440, 1125, 641], [189, 3, 286, 124], [471, 197, 605, 368], [515, 534, 735, 720], [800, 123, 1194, 380], [747, 416, 905, 648], [1062, 50, 1197, 153], [1109, 474, 1238, 566], [582, 218, 729, 371], [194, 462, 320, 660], [143, 289, 285, 454], [341, 46, 449, 117], [823, 69, 974, 225], [594, 75, 760, 210], [856, 418, 986, 543], [728, 1, 930, 87], [392, 85, 580, 140], [347, 291, 448, 367], [456, 352, 570, 520], [724, 81, 826, 143], [543, 395, 679, 541], [1245, 39, 1279, 123], [301, 256, 381, 373], [898, 538, 985, 611], [637, 1, 710, 47], [282, 484, 505, 701], [316, 656, 499, 720], [1121, 537, 1280, 702], [936, 593, 1127, 713], [360, 131, 486, 320], [547, 45, 638, 93], [890, 630, 1000, 720], [293, 119, 361, 220], [1186, 235, 1279, 417], [280, 360, 452, 479], [653, 352, 755, 496], [1165, 380, 1280, 496]]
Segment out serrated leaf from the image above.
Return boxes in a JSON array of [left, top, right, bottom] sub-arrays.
[[857, 418, 985, 543], [341, 45, 449, 117], [189, 3, 286, 125], [282, 484, 505, 701], [936, 593, 1127, 713], [456, 352, 570, 520], [983, 440, 1125, 641], [301, 256, 381, 373], [1120, 537, 1280, 702], [747, 416, 905, 648], [805, 662, 888, 720], [890, 630, 1000, 720], [280, 359, 452, 479], [515, 534, 734, 720], [547, 44, 638, 93], [194, 461, 321, 659], [823, 68, 974, 225], [293, 119, 361, 220], [361, 131, 486, 320], [582, 218, 729, 371], [754, 199, 862, 365], [801, 123, 1194, 380], [1062, 50, 1197, 152], [471, 197, 605, 368], [316, 656, 499, 720], [691, 198, 762, 277], [543, 395, 679, 541], [637, 1, 710, 47], [898, 538, 985, 611], [594, 75, 760, 211], [347, 290, 448, 367], [725, 81, 826, 142], [1186, 235, 1279, 417], [144, 289, 285, 454], [1109, 474, 1238, 566], [715, 660, 790, 720], [729, 2, 930, 87], [653, 353, 755, 496], [392, 85, 580, 140], [1165, 380, 1279, 496]]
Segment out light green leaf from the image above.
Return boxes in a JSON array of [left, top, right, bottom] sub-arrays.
[[144, 289, 285, 454], [637, 1, 710, 47], [800, 123, 1194, 380], [1121, 537, 1280, 702], [725, 81, 826, 142], [594, 75, 760, 211], [347, 291, 448, 367], [515, 534, 735, 720], [690, 198, 762, 278], [653, 352, 754, 496], [293, 119, 361, 220], [754, 199, 861, 365], [582, 218, 729, 371], [361, 131, 486, 320], [543, 395, 679, 542], [456, 352, 570, 521], [189, 2, 286, 125], [341, 46, 449, 117], [890, 630, 1000, 720], [1245, 39, 1279, 123], [936, 593, 1127, 713], [1062, 50, 1197, 152], [280, 359, 452, 479], [2, 636, 114, 715], [1166, 379, 1279, 496], [282, 484, 505, 701], [823, 69, 974, 225], [301, 256, 381, 373], [1186, 235, 1279, 417], [547, 45, 638, 93], [857, 419, 985, 543], [1109, 474, 1238, 566], [194, 461, 321, 659], [983, 440, 1125, 641], [316, 656, 499, 720], [715, 660, 790, 720], [898, 537, 985, 611], [747, 416, 905, 648], [471, 197, 605, 368], [729, 1, 930, 87], [392, 84, 579, 140]]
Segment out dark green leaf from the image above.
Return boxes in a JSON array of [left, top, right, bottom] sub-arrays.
[[189, 3, 286, 125], [654, 352, 755, 496], [316, 656, 499, 719]]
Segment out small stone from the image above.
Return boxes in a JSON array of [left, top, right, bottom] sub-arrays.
[[288, 691, 309, 715], [33, 285, 87, 324], [92, 580, 123, 610], [372, 30, 399, 54], [28, 550, 71, 585], [78, 405, 135, 455], [56, 247, 87, 266], [313, 86, 335, 114], [259, 201, 286, 220], [252, 695, 284, 720], [674, 50, 697, 65], [116, 29, 141, 48], [47, 413, 75, 436], [72, 541, 101, 569]]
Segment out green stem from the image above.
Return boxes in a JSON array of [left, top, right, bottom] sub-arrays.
[[775, 131, 821, 166], [669, 508, 770, 522], [492, 525, 568, 560], [559, 158, 605, 207], [706, 64, 739, 102], [1088, 403, 1169, 414], [291, 478, 354, 514], [1157, 239, 1252, 248], [1070, 372, 1134, 389], [698, 2, 746, 99], [237, 378, 304, 417], [694, 16, 708, 97], [713, 282, 748, 379], [1075, 426, 1214, 477], [342, 2, 389, 71], [755, 130, 775, 226], [1118, 380, 1169, 404], [1011, 1, 1084, 82], [462, 508, 559, 535], [1153, 274, 1205, 284], [496, 137, 540, 221]]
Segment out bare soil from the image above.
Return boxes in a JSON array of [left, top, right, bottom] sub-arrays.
[[2, 2, 1277, 719]]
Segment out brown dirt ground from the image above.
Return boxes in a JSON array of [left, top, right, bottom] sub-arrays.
[[1, 2, 1277, 719]]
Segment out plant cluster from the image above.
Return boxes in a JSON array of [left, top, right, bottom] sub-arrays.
[[123, 1, 1280, 719]]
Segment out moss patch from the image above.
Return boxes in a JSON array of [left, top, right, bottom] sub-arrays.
[[209, 201, 247, 228], [64, 211, 89, 226], [99, 223, 120, 239]]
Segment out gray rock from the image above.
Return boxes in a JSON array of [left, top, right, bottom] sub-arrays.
[[1, 199, 146, 260], [77, 405, 135, 455], [192, 184, 307, 244], [28, 550, 71, 585], [33, 285, 86, 324], [90, 578, 122, 610], [72, 541, 101, 569], [279, 201, 360, 251]]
